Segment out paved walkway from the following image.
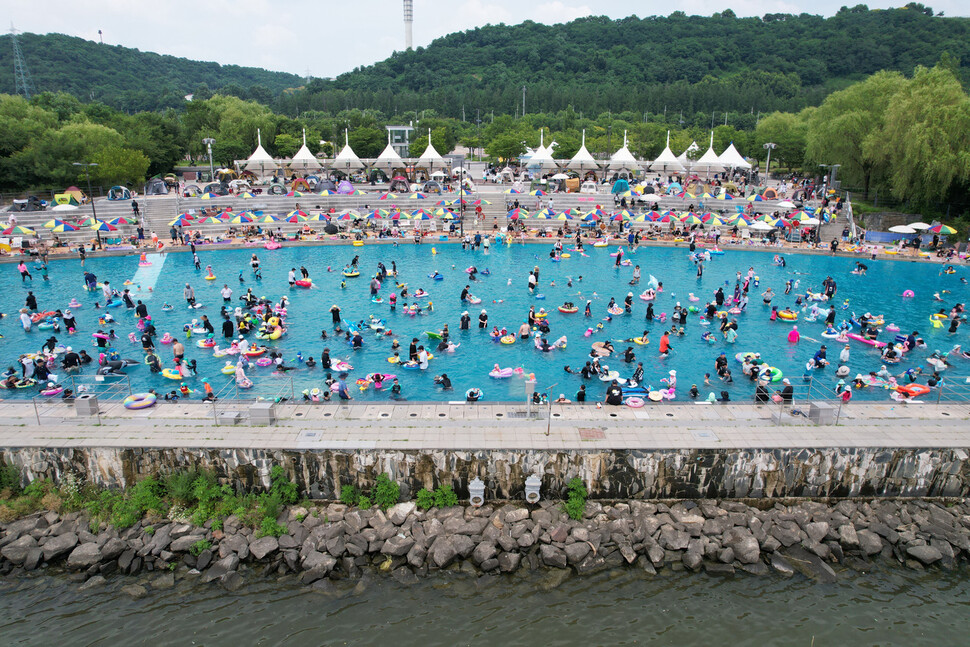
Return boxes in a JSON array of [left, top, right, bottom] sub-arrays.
[[1, 400, 968, 452]]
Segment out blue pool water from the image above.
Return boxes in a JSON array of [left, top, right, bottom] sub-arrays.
[[1, 242, 965, 402]]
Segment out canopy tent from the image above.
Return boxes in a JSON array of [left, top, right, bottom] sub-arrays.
[[526, 130, 558, 171], [244, 129, 278, 176], [53, 193, 81, 206], [336, 180, 355, 195], [608, 130, 640, 172], [288, 129, 321, 172], [567, 129, 600, 173], [374, 131, 405, 173], [676, 141, 700, 169], [144, 178, 169, 195], [649, 132, 686, 173], [333, 129, 365, 171], [611, 179, 630, 194], [692, 133, 724, 175], [416, 128, 447, 170], [717, 142, 751, 170], [388, 176, 410, 193], [106, 186, 132, 201]]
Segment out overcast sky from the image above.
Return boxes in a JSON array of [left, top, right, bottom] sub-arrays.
[[9, 0, 968, 79]]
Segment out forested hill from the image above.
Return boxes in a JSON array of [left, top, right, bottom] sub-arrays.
[[284, 5, 970, 118], [0, 33, 304, 112]]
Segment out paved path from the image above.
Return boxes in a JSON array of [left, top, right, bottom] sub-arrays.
[[1, 400, 968, 452]]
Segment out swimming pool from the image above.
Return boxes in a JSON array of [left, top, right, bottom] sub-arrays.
[[1, 241, 965, 403]]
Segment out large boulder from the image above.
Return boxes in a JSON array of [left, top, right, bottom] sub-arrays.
[[42, 533, 79, 562], [906, 545, 942, 565], [540, 545, 567, 568], [66, 543, 103, 569], [381, 534, 415, 557], [170, 535, 207, 553], [387, 503, 416, 526], [249, 536, 279, 560], [202, 555, 240, 583], [1, 535, 38, 565]]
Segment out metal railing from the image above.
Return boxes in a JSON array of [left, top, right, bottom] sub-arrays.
[[208, 375, 295, 426], [31, 374, 132, 425]]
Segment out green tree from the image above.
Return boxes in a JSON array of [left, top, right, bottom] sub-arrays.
[[25, 122, 126, 186], [804, 70, 907, 197], [486, 134, 526, 162], [754, 111, 809, 169], [348, 126, 386, 158], [92, 146, 151, 186], [272, 133, 300, 158]]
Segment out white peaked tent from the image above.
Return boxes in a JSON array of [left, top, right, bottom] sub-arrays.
[[417, 128, 447, 170], [568, 129, 600, 171], [333, 129, 364, 171], [374, 131, 405, 173], [693, 132, 725, 175], [609, 130, 640, 171], [528, 130, 558, 170], [649, 131, 686, 173], [289, 129, 321, 172], [677, 141, 700, 168], [717, 142, 751, 170], [244, 129, 278, 175]]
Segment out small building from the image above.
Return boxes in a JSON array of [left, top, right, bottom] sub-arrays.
[[385, 124, 414, 158]]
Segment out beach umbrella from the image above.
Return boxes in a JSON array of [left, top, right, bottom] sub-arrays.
[[717, 191, 735, 200], [776, 200, 796, 208], [199, 193, 221, 199], [654, 214, 676, 223], [732, 217, 752, 227], [347, 189, 368, 196], [168, 215, 193, 227], [363, 209, 387, 219], [319, 189, 339, 195], [379, 193, 398, 200], [802, 218, 821, 226], [472, 198, 491, 205], [908, 222, 931, 230], [106, 216, 132, 225], [90, 221, 117, 233], [230, 212, 255, 224], [889, 225, 917, 234], [533, 208, 555, 219], [707, 217, 726, 227], [333, 211, 355, 221], [196, 215, 226, 225], [306, 213, 328, 221], [678, 211, 698, 221], [929, 224, 957, 235], [507, 208, 529, 219], [408, 192, 426, 200], [747, 194, 764, 202], [613, 209, 635, 221], [582, 212, 600, 222], [50, 222, 79, 232], [439, 210, 457, 220], [411, 211, 432, 220], [789, 210, 814, 222], [699, 212, 717, 222], [51, 204, 79, 212], [255, 214, 279, 223], [749, 221, 773, 231], [337, 210, 360, 220], [283, 213, 308, 223], [238, 192, 255, 199], [75, 215, 97, 226], [2, 225, 36, 236], [529, 189, 547, 196], [504, 188, 522, 194], [435, 199, 453, 206], [681, 215, 704, 226], [286, 209, 309, 219], [388, 210, 405, 220], [285, 191, 304, 197], [641, 194, 663, 202], [43, 219, 66, 229], [554, 211, 573, 220], [700, 192, 716, 199]]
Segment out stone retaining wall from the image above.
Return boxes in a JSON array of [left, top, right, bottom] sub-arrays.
[[3, 498, 969, 592], [3, 446, 969, 500]]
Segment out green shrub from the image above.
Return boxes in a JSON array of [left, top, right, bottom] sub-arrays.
[[340, 485, 360, 506], [257, 516, 287, 538], [164, 469, 202, 505], [433, 485, 459, 508], [0, 464, 20, 495], [358, 496, 372, 511], [190, 539, 212, 556], [415, 488, 435, 511], [562, 478, 588, 521], [269, 465, 298, 505], [372, 474, 400, 510]]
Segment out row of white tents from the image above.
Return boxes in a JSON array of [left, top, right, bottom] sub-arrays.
[[238, 127, 753, 177], [523, 130, 752, 174], [238, 128, 449, 176]]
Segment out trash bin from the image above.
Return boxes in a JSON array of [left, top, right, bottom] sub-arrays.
[[808, 401, 836, 425], [249, 401, 277, 425], [75, 394, 99, 416]]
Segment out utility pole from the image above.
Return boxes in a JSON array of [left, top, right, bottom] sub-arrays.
[[203, 138, 216, 182], [522, 85, 526, 116], [763, 142, 777, 186]]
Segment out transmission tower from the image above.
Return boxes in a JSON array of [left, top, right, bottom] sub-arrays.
[[10, 24, 34, 99], [403, 0, 413, 50]]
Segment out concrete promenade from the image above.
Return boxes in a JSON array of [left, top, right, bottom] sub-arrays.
[[1, 399, 968, 452]]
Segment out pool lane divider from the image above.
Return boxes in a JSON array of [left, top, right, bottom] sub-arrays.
[[130, 253, 167, 300]]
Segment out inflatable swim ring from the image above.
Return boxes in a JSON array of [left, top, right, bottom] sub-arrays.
[[558, 306, 579, 314], [777, 311, 797, 321], [161, 368, 182, 380], [466, 388, 483, 401], [353, 241, 364, 247], [625, 396, 645, 408], [221, 363, 236, 375], [40, 386, 64, 397], [500, 335, 515, 344], [342, 270, 360, 278], [294, 280, 312, 288], [489, 367, 514, 378], [123, 393, 156, 410], [255, 357, 272, 367]]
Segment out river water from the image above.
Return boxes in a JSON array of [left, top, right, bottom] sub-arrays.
[[1, 565, 967, 646]]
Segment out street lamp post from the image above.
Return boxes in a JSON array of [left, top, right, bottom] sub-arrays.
[[762, 142, 777, 187], [73, 162, 101, 248], [458, 157, 465, 237], [202, 138, 216, 182]]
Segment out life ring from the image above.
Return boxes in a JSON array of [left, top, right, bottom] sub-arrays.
[[205, 275, 216, 281], [593, 242, 608, 248], [221, 363, 236, 375], [625, 396, 645, 408], [295, 280, 312, 288], [387, 356, 400, 363], [333, 361, 353, 372], [607, 306, 624, 315], [489, 367, 514, 378], [161, 369, 182, 380], [40, 386, 64, 397], [633, 338, 649, 345], [255, 357, 272, 366], [353, 241, 364, 247], [764, 366, 784, 382], [591, 342, 612, 357], [902, 290, 915, 298], [562, 253, 571, 258], [558, 306, 578, 314], [38, 322, 54, 330], [123, 393, 157, 410], [500, 335, 515, 344], [777, 311, 797, 321], [160, 334, 174, 344], [244, 348, 266, 357], [197, 339, 216, 348], [466, 388, 483, 401]]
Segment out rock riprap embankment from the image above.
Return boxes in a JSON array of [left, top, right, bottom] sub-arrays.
[[3, 498, 969, 593]]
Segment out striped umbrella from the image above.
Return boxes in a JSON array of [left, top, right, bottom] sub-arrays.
[[435, 199, 453, 206], [411, 210, 432, 221], [747, 194, 764, 202], [707, 217, 726, 227], [168, 215, 193, 227], [230, 212, 254, 224], [681, 215, 704, 226], [334, 211, 355, 221], [554, 211, 573, 220], [90, 221, 118, 232], [379, 193, 398, 200], [196, 215, 226, 225], [199, 193, 221, 199], [613, 209, 635, 220], [2, 224, 36, 235], [347, 189, 368, 196], [533, 208, 556, 219], [364, 209, 388, 219], [106, 216, 132, 225], [307, 213, 329, 221], [439, 210, 458, 220], [285, 191, 304, 197], [789, 210, 814, 221], [76, 216, 98, 227], [507, 208, 529, 220], [286, 209, 309, 219], [256, 214, 280, 223], [472, 198, 492, 205], [929, 224, 957, 234], [43, 219, 67, 229], [283, 213, 308, 223], [699, 212, 717, 222], [503, 188, 522, 194], [319, 189, 339, 195], [408, 192, 427, 199], [337, 210, 360, 220], [388, 210, 406, 221], [529, 189, 547, 196], [238, 192, 255, 199], [50, 222, 79, 232]]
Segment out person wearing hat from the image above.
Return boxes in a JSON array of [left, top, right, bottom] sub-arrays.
[[60, 347, 80, 370], [662, 370, 677, 390], [624, 292, 634, 313], [19, 308, 31, 331], [478, 309, 488, 328], [688, 384, 699, 398], [776, 378, 794, 404], [329, 304, 341, 326], [459, 311, 471, 330], [839, 344, 850, 364], [605, 379, 623, 405], [715, 352, 728, 377], [754, 377, 772, 403]]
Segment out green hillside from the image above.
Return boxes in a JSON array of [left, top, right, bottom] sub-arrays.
[[279, 5, 970, 118], [0, 32, 304, 112]]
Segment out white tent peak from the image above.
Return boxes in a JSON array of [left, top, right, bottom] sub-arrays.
[[569, 129, 599, 171], [649, 131, 685, 172], [693, 132, 724, 174], [717, 141, 751, 170], [333, 128, 364, 170], [289, 128, 320, 170], [244, 128, 277, 174], [609, 130, 639, 170], [527, 129, 558, 169], [376, 130, 404, 169], [417, 128, 446, 169]]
